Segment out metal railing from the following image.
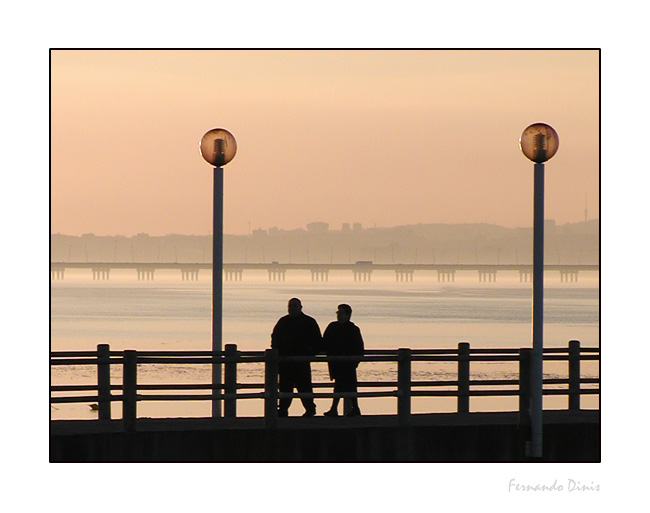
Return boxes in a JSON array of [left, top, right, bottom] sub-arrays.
[[50, 341, 599, 430]]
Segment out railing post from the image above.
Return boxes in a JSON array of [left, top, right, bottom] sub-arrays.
[[457, 342, 470, 414], [397, 348, 411, 426], [212, 349, 222, 419], [97, 344, 111, 421], [519, 348, 532, 425], [264, 348, 279, 428], [568, 340, 581, 411], [224, 344, 238, 418], [123, 350, 137, 432]]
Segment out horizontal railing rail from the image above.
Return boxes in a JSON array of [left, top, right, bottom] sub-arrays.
[[50, 341, 599, 430]]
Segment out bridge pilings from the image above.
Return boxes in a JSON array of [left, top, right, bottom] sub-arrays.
[[224, 269, 243, 281], [181, 269, 200, 281], [560, 270, 579, 283], [310, 269, 329, 282], [92, 267, 111, 280], [353, 270, 372, 282], [51, 267, 65, 280], [437, 270, 455, 282], [395, 269, 414, 282], [268, 269, 286, 282], [49, 264, 596, 284], [478, 270, 498, 282], [136, 269, 154, 281]]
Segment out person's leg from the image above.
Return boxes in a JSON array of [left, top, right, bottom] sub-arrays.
[[342, 367, 360, 416], [278, 364, 293, 416], [324, 379, 341, 416], [350, 370, 359, 410], [295, 363, 316, 415]]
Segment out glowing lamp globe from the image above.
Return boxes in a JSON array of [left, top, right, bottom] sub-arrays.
[[200, 128, 237, 167], [519, 123, 559, 163]]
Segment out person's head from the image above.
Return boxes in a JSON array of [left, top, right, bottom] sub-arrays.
[[287, 298, 303, 317], [336, 303, 352, 323]]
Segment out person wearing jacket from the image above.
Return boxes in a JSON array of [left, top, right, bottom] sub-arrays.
[[271, 297, 322, 417], [322, 303, 364, 417]]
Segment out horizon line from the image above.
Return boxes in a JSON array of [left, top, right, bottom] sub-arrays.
[[51, 218, 600, 239]]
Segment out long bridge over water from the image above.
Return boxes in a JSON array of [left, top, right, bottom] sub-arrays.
[[50, 261, 598, 283]]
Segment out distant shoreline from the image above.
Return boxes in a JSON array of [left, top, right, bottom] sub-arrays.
[[51, 220, 599, 266]]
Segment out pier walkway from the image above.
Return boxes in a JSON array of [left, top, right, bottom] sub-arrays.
[[51, 409, 598, 434], [50, 409, 599, 462], [50, 342, 599, 462]]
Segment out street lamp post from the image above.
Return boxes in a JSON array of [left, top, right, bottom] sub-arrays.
[[200, 128, 237, 418], [519, 122, 559, 459]]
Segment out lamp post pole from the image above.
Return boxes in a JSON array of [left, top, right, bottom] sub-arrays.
[[200, 128, 237, 419], [519, 123, 559, 460], [531, 160, 545, 458], [213, 165, 224, 418]]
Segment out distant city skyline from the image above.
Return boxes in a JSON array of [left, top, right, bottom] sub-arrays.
[[51, 218, 599, 268], [51, 49, 599, 237], [50, 215, 599, 238]]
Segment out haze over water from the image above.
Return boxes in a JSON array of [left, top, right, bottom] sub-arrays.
[[51, 268, 599, 419]]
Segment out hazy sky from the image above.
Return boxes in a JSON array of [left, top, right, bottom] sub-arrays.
[[51, 49, 599, 236]]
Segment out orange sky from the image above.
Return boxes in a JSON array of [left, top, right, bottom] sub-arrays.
[[51, 50, 599, 236]]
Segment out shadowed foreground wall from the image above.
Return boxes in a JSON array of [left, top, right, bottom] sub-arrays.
[[50, 419, 599, 462]]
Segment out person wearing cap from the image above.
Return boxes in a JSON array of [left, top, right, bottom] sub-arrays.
[[271, 298, 322, 417], [322, 303, 365, 417]]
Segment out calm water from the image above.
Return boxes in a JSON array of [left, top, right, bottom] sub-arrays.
[[50, 269, 599, 418]]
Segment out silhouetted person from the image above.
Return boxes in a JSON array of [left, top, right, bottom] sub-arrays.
[[323, 303, 364, 417], [271, 298, 322, 417]]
